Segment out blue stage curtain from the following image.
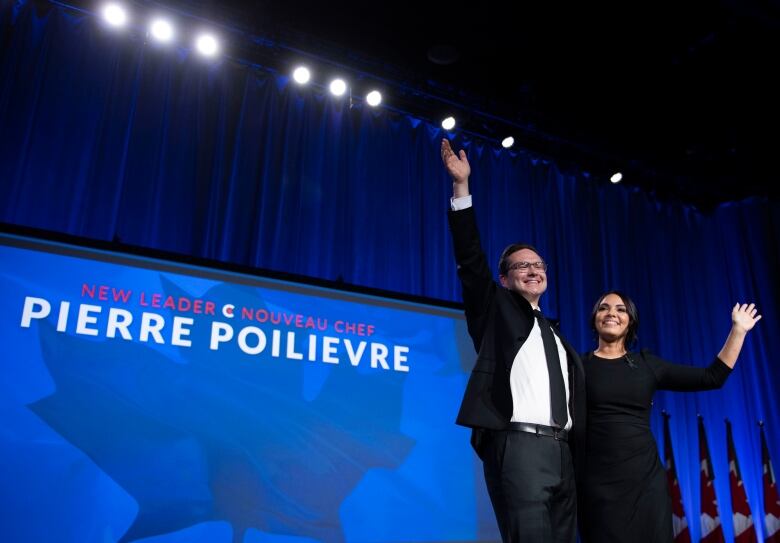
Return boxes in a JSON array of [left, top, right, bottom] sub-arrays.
[[2, 1, 779, 540]]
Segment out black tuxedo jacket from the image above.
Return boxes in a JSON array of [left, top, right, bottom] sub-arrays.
[[448, 206, 586, 469]]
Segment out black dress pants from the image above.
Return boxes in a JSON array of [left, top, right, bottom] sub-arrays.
[[482, 429, 576, 543]]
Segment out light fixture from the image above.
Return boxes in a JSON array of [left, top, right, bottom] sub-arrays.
[[195, 34, 219, 57], [329, 78, 347, 96], [610, 172, 623, 184], [292, 66, 311, 84], [501, 136, 515, 149], [102, 3, 127, 27], [149, 18, 174, 43], [366, 90, 382, 107]]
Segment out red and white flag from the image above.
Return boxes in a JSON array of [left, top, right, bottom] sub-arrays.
[[663, 412, 691, 542], [699, 415, 725, 543], [761, 422, 780, 543], [726, 419, 756, 542]]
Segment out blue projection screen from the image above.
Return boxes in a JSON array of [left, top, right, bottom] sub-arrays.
[[0, 233, 497, 543]]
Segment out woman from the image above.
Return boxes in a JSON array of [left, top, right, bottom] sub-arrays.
[[579, 290, 761, 543]]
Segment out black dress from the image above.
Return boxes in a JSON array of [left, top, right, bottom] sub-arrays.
[[579, 350, 731, 543]]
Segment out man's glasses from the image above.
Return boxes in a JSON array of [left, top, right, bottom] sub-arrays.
[[507, 261, 547, 272]]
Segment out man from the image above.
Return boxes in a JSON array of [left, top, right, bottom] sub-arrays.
[[441, 139, 586, 542]]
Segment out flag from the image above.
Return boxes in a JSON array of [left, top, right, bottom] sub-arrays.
[[663, 412, 691, 542], [726, 419, 756, 542], [700, 415, 725, 542], [761, 422, 780, 543]]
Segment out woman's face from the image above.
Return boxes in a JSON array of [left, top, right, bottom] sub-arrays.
[[594, 293, 630, 343]]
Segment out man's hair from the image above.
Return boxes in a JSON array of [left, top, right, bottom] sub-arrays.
[[498, 243, 543, 276], [589, 290, 640, 348]]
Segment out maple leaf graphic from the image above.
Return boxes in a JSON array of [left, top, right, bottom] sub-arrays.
[[29, 276, 414, 542]]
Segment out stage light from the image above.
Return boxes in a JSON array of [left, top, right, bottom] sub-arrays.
[[501, 136, 515, 149], [441, 116, 456, 130], [150, 18, 174, 43], [195, 34, 218, 57], [610, 172, 623, 184], [292, 66, 311, 84], [366, 90, 382, 107], [102, 3, 127, 27], [329, 78, 347, 97]]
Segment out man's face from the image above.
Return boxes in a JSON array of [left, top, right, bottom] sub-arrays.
[[499, 248, 547, 304]]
